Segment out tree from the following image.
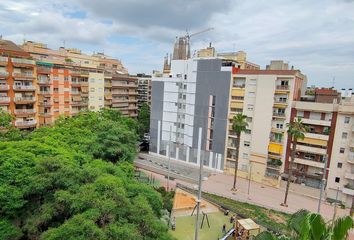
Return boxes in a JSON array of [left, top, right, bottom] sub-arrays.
[[0, 110, 174, 240], [282, 117, 307, 207], [0, 109, 13, 129], [231, 113, 248, 190], [255, 209, 353, 240], [138, 103, 150, 137]]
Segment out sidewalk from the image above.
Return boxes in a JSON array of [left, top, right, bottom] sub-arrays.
[[140, 169, 350, 221]]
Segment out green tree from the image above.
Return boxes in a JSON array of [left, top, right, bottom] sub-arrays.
[[138, 103, 150, 137], [231, 113, 248, 190], [255, 209, 353, 240], [282, 117, 307, 206]]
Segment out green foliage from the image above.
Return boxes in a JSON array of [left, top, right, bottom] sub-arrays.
[[138, 103, 150, 137], [0, 110, 14, 128], [0, 110, 173, 240], [287, 117, 308, 142], [255, 209, 353, 240], [232, 113, 248, 135]]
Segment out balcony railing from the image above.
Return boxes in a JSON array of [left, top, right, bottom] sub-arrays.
[[0, 97, 10, 103], [0, 56, 8, 63], [14, 96, 36, 102], [12, 72, 34, 78], [233, 84, 245, 88], [0, 85, 9, 90], [0, 71, 9, 77], [273, 112, 286, 117], [270, 138, 283, 144], [274, 99, 288, 104], [39, 90, 51, 94], [276, 85, 289, 90], [11, 58, 35, 65], [37, 67, 51, 73], [14, 109, 36, 114], [13, 85, 36, 90], [15, 120, 37, 127]]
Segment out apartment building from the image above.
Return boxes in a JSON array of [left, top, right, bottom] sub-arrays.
[[150, 58, 234, 170], [288, 100, 338, 188], [111, 74, 138, 117], [0, 40, 37, 129], [224, 62, 307, 187], [136, 73, 152, 108], [217, 51, 260, 70], [327, 94, 354, 208]]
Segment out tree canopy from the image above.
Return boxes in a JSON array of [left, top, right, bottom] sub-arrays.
[[0, 109, 174, 240]]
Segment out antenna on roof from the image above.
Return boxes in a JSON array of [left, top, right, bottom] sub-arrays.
[[332, 76, 335, 88]]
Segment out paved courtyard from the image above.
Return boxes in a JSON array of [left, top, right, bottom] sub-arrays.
[[135, 153, 351, 221]]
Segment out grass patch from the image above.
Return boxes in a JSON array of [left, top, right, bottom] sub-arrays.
[[203, 192, 290, 234], [169, 212, 233, 240]]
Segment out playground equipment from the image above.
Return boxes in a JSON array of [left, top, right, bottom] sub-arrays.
[[219, 218, 260, 240]]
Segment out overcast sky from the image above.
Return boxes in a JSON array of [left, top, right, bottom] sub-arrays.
[[1, 0, 353, 88]]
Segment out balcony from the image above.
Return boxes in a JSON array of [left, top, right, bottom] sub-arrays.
[[37, 67, 51, 74], [11, 58, 35, 66], [0, 56, 8, 66], [275, 85, 289, 91], [14, 109, 36, 116], [12, 72, 35, 80], [104, 82, 112, 88], [38, 112, 52, 117], [13, 85, 36, 91], [111, 82, 137, 88], [39, 90, 51, 95], [15, 120, 37, 128], [0, 71, 9, 78], [233, 84, 245, 88], [273, 112, 286, 118], [343, 184, 354, 196], [0, 85, 9, 91], [296, 144, 327, 155], [270, 137, 283, 144], [38, 77, 51, 85], [294, 157, 325, 169], [345, 172, 354, 180], [71, 91, 81, 95], [71, 81, 81, 86], [301, 118, 331, 127], [81, 82, 88, 87], [38, 101, 52, 107], [304, 132, 329, 141], [71, 101, 82, 106], [273, 99, 288, 107], [14, 96, 36, 104], [0, 97, 10, 104]]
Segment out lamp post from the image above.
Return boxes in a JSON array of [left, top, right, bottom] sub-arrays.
[[247, 162, 252, 199], [167, 125, 172, 191], [194, 128, 203, 240], [317, 154, 328, 213]]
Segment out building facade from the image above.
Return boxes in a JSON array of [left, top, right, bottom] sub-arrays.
[[327, 95, 354, 208], [224, 67, 306, 187], [150, 58, 234, 170], [136, 73, 152, 108], [1, 39, 137, 129]]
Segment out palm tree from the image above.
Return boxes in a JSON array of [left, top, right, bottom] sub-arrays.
[[231, 113, 248, 190], [282, 117, 307, 207], [255, 209, 353, 240]]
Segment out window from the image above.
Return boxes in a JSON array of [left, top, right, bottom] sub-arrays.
[[112, 64, 117, 69], [342, 132, 348, 139], [247, 117, 252, 123], [244, 141, 250, 147], [340, 148, 345, 154], [90, 88, 95, 92], [64, 76, 69, 81], [344, 117, 350, 124], [335, 177, 340, 183], [242, 153, 249, 159], [248, 92, 256, 97], [247, 104, 254, 111], [232, 96, 244, 100], [98, 88, 102, 92], [53, 88, 58, 93], [245, 129, 251, 134], [90, 78, 95, 83], [98, 97, 103, 100], [53, 75, 59, 80], [276, 123, 283, 129], [337, 163, 342, 168]]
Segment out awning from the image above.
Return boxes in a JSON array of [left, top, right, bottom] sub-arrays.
[[36, 61, 54, 67]]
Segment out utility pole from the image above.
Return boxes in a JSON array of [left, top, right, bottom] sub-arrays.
[[332, 187, 340, 223], [167, 125, 172, 191], [318, 154, 328, 213], [194, 128, 203, 240]]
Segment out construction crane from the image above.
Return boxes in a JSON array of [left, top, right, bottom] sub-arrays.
[[185, 27, 214, 58]]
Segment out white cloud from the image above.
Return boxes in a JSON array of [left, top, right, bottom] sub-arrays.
[[0, 0, 353, 88]]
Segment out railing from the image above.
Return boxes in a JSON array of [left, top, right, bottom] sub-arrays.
[[0, 71, 9, 77], [0, 97, 10, 102], [38, 112, 52, 116], [270, 138, 283, 144], [12, 72, 34, 78], [14, 109, 36, 114], [233, 84, 245, 88], [13, 85, 36, 90], [276, 85, 289, 90], [274, 99, 288, 104], [0, 85, 9, 90], [71, 91, 80, 94], [273, 112, 285, 117], [14, 96, 36, 102], [39, 91, 51, 94], [37, 67, 51, 73], [0, 56, 8, 63], [15, 120, 37, 127], [38, 101, 52, 106], [11, 58, 35, 65]]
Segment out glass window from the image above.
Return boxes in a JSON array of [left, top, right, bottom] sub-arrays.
[[342, 132, 348, 139], [337, 163, 342, 168], [340, 148, 345, 154], [335, 177, 340, 183], [344, 117, 350, 124]]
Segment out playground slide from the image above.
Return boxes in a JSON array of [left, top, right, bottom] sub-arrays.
[[219, 228, 235, 240]]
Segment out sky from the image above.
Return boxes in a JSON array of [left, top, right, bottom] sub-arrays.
[[0, 0, 353, 89]]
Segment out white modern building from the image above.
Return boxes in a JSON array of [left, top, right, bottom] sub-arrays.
[[149, 58, 235, 170]]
